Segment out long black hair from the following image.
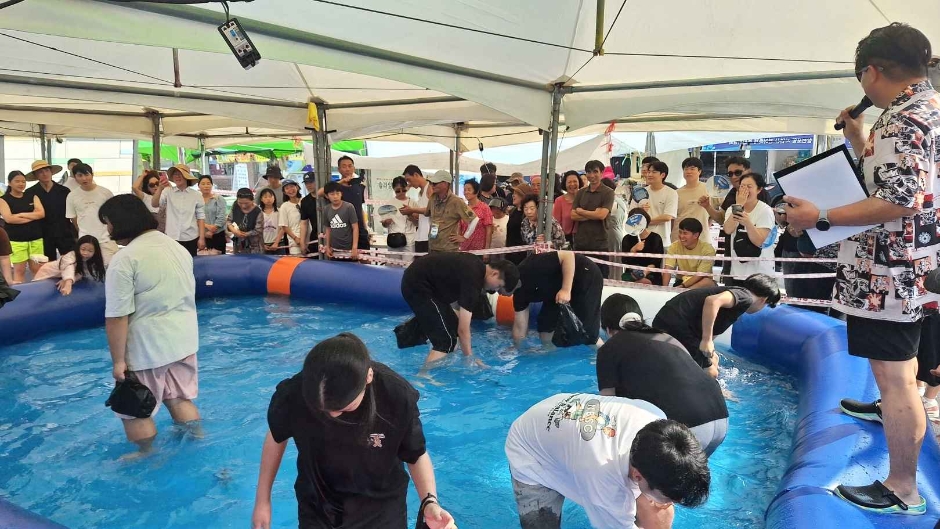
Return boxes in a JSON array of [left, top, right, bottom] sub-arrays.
[[259, 188, 278, 212], [99, 194, 158, 242], [301, 333, 378, 438], [601, 293, 659, 334], [73, 235, 106, 282]]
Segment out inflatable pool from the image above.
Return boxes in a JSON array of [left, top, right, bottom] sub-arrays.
[[1, 255, 939, 528]]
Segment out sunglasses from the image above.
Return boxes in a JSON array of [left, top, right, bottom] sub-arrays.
[[147, 182, 159, 188], [855, 65, 884, 82], [727, 170, 745, 177]]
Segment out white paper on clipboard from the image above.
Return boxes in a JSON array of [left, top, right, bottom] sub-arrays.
[[774, 145, 876, 248]]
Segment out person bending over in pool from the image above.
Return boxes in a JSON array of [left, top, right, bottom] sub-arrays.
[[505, 393, 710, 529], [33, 234, 107, 296], [99, 194, 201, 452], [251, 333, 457, 529], [510, 250, 604, 347], [400, 252, 518, 370], [652, 273, 780, 379], [597, 294, 729, 455]]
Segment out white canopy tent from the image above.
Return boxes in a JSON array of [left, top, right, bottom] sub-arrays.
[[1, 0, 938, 231]]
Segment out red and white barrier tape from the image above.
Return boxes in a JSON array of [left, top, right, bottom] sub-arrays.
[[585, 256, 836, 280], [572, 248, 837, 264]]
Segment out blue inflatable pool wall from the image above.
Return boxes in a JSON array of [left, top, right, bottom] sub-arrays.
[[2, 255, 940, 528]]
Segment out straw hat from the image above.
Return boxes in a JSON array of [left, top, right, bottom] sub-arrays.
[[25, 160, 63, 182], [167, 163, 198, 183]]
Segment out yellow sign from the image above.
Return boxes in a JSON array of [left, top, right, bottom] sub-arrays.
[[307, 103, 320, 131]]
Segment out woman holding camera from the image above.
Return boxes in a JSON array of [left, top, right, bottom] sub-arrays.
[[722, 173, 776, 285]]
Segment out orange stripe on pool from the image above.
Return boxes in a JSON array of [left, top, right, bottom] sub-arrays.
[[266, 257, 305, 296]]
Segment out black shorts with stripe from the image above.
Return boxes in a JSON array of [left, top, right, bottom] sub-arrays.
[[403, 292, 458, 353]]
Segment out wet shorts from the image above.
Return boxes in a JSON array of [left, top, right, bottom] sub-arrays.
[[511, 477, 564, 529], [9, 239, 44, 264], [115, 354, 199, 420]]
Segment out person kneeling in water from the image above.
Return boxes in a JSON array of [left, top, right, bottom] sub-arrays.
[[400, 252, 518, 370], [252, 333, 457, 529], [511, 250, 604, 347], [651, 273, 780, 378], [598, 294, 729, 455], [505, 393, 710, 529]]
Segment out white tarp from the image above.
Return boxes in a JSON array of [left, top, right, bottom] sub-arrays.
[[0, 1, 937, 142]]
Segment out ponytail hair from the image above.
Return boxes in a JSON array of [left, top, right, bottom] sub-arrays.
[[601, 293, 659, 334]]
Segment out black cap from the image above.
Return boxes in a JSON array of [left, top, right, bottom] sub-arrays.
[[303, 171, 316, 183]]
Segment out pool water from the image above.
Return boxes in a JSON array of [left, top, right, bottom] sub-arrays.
[[0, 296, 798, 529]]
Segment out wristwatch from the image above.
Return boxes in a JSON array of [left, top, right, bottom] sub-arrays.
[[816, 209, 831, 232]]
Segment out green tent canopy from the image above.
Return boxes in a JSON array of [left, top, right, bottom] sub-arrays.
[[139, 139, 366, 165]]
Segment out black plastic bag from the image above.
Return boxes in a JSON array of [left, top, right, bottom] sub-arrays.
[[394, 317, 428, 349], [471, 293, 495, 321], [552, 303, 591, 347], [0, 275, 19, 309], [105, 376, 157, 418]]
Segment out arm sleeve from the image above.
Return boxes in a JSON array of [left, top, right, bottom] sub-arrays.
[[664, 189, 679, 217], [695, 244, 717, 273], [397, 392, 428, 464], [214, 199, 228, 228], [278, 206, 289, 228], [251, 211, 264, 236], [266, 379, 295, 444], [65, 195, 76, 219], [663, 242, 679, 268], [595, 346, 620, 391], [104, 258, 136, 318], [59, 252, 77, 282], [729, 287, 754, 311], [871, 118, 932, 209], [194, 195, 206, 221]]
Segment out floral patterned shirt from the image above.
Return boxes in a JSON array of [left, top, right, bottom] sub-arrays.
[[833, 80, 940, 321]]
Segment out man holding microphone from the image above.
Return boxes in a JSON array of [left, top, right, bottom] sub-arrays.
[[786, 23, 939, 515]]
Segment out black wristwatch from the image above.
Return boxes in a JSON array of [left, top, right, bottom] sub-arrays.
[[815, 209, 831, 232]]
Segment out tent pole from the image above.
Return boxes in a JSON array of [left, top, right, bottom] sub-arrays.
[[315, 105, 331, 258], [537, 130, 550, 236], [131, 139, 140, 180], [199, 136, 208, 175], [453, 124, 461, 187], [39, 124, 47, 160], [543, 86, 563, 241], [569, 69, 855, 93], [150, 112, 161, 171], [0, 134, 5, 185]]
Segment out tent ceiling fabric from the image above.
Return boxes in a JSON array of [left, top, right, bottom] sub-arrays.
[[0, 0, 937, 143]]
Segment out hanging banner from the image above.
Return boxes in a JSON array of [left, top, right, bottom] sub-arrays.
[[233, 163, 249, 190], [701, 135, 814, 152]]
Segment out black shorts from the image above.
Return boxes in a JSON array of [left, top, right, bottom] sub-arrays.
[[847, 315, 921, 362], [414, 240, 429, 253], [43, 234, 74, 261], [357, 228, 371, 250], [917, 314, 940, 386], [177, 238, 199, 257], [299, 492, 407, 529], [208, 231, 227, 253], [404, 292, 458, 353], [535, 259, 603, 344]]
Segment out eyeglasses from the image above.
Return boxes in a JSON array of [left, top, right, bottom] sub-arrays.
[[148, 182, 159, 188], [727, 170, 744, 177], [855, 65, 884, 82]]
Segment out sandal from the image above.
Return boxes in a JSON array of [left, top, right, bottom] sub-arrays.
[[834, 480, 926, 515]]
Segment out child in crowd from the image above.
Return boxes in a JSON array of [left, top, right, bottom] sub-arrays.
[[274, 180, 303, 256], [383, 176, 417, 261], [34, 235, 106, 296], [258, 188, 281, 255], [65, 163, 117, 264], [228, 188, 264, 254], [323, 181, 359, 261], [488, 197, 509, 250]]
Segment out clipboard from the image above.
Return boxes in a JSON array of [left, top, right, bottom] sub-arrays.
[[774, 144, 875, 248]]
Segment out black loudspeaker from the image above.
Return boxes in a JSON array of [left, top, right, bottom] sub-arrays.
[[610, 155, 631, 179]]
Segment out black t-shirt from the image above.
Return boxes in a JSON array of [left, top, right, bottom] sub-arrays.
[[596, 329, 728, 427], [653, 286, 754, 345], [267, 362, 426, 514], [401, 252, 486, 311], [513, 252, 594, 311], [340, 179, 367, 232], [24, 182, 72, 239], [300, 194, 320, 241], [621, 231, 664, 284], [504, 209, 527, 264]]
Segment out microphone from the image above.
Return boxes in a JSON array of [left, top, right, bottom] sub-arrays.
[[834, 96, 873, 131]]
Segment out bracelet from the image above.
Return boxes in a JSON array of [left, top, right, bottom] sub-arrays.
[[419, 493, 438, 514]]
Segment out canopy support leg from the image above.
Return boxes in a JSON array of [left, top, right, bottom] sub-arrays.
[[150, 112, 161, 171], [539, 85, 564, 242]]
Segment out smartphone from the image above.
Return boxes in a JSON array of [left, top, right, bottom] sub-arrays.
[[159, 171, 169, 186], [731, 204, 744, 215]]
